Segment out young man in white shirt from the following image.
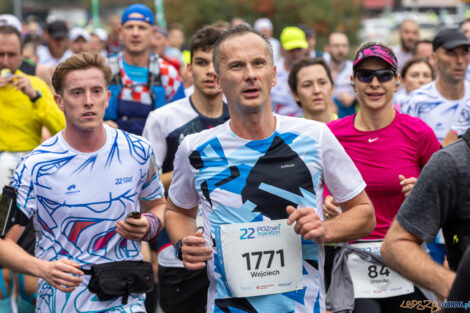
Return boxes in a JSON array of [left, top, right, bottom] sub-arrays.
[[0, 52, 165, 313]]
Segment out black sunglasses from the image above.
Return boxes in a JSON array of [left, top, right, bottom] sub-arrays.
[[354, 69, 396, 83]]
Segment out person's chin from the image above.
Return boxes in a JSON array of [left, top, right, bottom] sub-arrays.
[[312, 104, 327, 112], [200, 89, 220, 98], [365, 101, 387, 110], [238, 102, 264, 114]]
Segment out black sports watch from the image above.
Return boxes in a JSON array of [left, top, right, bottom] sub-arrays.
[[175, 239, 183, 261], [30, 90, 42, 102]]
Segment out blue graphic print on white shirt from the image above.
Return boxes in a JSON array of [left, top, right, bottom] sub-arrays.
[[400, 81, 470, 142], [451, 101, 470, 136], [169, 114, 366, 313], [11, 125, 163, 313]]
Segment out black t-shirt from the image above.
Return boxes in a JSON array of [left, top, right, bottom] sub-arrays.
[[19, 59, 36, 76], [397, 136, 470, 243]]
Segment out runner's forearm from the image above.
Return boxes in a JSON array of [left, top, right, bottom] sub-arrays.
[[0, 236, 47, 278], [381, 220, 455, 299], [164, 198, 198, 245], [324, 191, 375, 243], [141, 196, 166, 223]]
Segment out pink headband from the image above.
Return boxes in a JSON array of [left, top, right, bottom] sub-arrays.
[[353, 45, 398, 71]]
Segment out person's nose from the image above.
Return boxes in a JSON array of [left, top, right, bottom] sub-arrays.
[[456, 52, 466, 64], [207, 61, 215, 76], [84, 91, 94, 107], [131, 26, 140, 36], [0, 54, 8, 67], [369, 75, 380, 87], [244, 64, 257, 82], [312, 83, 321, 94]]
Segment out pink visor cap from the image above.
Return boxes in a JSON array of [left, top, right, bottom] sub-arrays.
[[353, 44, 398, 72]]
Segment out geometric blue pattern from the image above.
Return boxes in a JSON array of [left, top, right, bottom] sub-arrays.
[[172, 115, 364, 313], [11, 126, 161, 313]]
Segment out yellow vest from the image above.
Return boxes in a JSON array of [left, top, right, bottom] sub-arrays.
[[0, 70, 65, 151]]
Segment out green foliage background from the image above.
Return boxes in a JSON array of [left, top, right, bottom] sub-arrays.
[[1, 0, 363, 50], [163, 0, 363, 50]]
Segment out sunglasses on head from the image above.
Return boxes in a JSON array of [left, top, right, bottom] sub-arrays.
[[354, 69, 396, 83]]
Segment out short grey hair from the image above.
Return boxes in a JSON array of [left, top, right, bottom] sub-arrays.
[[212, 24, 273, 74]]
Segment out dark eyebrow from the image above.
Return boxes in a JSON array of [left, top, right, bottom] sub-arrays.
[[226, 59, 244, 66], [69, 85, 105, 92]]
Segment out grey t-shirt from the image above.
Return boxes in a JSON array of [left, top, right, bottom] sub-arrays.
[[393, 45, 413, 73], [396, 138, 470, 243]]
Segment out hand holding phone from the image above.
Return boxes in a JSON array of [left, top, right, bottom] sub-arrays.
[[126, 211, 141, 219], [1, 69, 12, 78]]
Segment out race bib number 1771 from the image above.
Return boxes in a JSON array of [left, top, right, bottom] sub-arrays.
[[215, 219, 303, 298]]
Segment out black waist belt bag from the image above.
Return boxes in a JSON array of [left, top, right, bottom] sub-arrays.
[[83, 260, 154, 304]]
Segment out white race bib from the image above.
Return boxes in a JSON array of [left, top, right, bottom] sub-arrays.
[[347, 241, 414, 298], [215, 219, 302, 297]]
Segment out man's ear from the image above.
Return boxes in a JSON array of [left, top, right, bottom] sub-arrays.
[[187, 61, 192, 74], [272, 65, 277, 87], [350, 75, 356, 92], [54, 94, 64, 112], [105, 89, 111, 109]]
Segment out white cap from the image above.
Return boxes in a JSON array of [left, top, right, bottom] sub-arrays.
[[0, 14, 22, 33], [70, 27, 90, 42], [92, 28, 108, 42], [254, 18, 273, 32]]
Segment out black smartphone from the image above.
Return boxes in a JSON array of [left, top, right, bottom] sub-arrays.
[[0, 186, 18, 238], [126, 211, 141, 219]]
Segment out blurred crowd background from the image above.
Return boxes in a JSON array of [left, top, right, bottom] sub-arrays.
[[2, 0, 470, 59]]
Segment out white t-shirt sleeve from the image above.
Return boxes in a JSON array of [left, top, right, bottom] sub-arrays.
[[142, 112, 167, 169], [451, 103, 470, 136], [168, 137, 200, 209], [399, 93, 416, 116], [139, 149, 164, 201], [320, 124, 366, 203], [11, 160, 36, 219]]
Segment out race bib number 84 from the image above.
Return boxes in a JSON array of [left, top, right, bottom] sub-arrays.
[[215, 219, 302, 298], [347, 241, 414, 298]]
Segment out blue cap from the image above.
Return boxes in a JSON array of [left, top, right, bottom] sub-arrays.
[[121, 4, 154, 26]]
